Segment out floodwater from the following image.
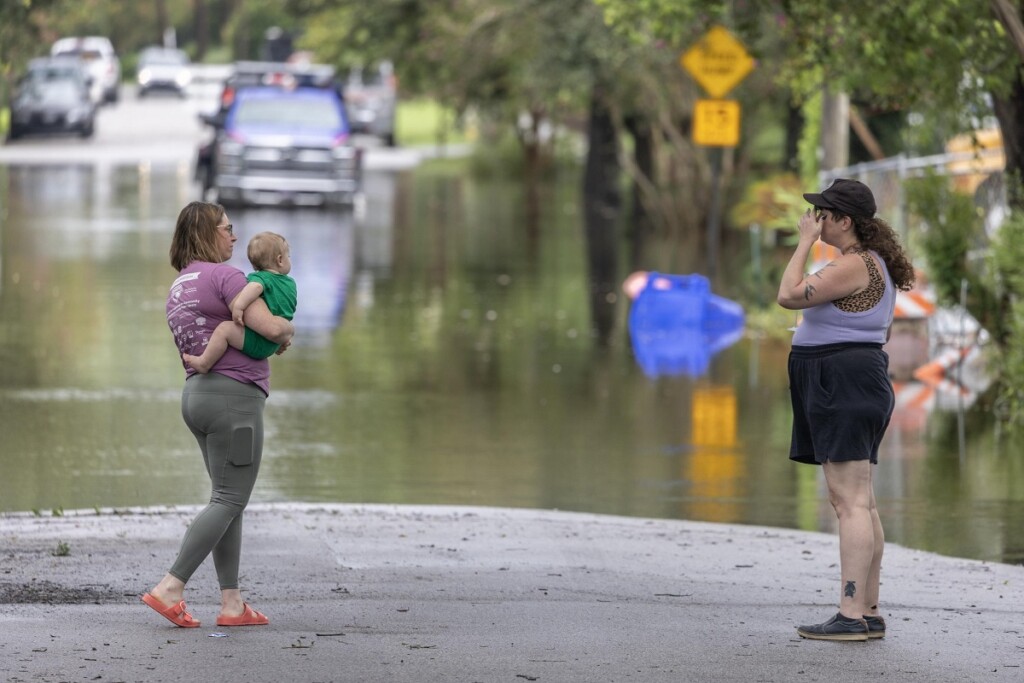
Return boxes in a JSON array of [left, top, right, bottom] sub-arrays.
[[1, 160, 1022, 565]]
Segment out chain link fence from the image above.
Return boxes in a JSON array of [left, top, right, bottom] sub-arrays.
[[819, 147, 1006, 241]]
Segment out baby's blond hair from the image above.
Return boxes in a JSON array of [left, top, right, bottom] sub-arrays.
[[247, 231, 288, 271]]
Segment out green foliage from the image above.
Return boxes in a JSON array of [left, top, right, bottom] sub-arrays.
[[52, 540, 70, 557], [988, 209, 1024, 425], [797, 91, 821, 186], [743, 2, 1011, 115], [594, 0, 724, 47], [396, 98, 466, 147], [905, 173, 986, 305], [598, 1, 1023, 175], [989, 203, 1024, 301], [906, 172, 1024, 425], [995, 296, 1024, 426], [0, 0, 58, 106], [729, 172, 804, 231], [904, 172, 1003, 339]]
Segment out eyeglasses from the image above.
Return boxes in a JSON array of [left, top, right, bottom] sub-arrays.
[[218, 223, 234, 235]]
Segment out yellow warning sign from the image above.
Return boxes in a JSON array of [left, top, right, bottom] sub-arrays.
[[692, 99, 741, 147], [680, 25, 755, 98]]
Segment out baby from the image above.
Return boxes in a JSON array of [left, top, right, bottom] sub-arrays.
[[183, 231, 297, 373]]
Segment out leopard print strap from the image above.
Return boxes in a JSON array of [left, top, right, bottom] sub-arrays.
[[833, 251, 884, 312]]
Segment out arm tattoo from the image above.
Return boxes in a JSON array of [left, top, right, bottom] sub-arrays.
[[804, 262, 836, 300], [844, 580, 857, 598]]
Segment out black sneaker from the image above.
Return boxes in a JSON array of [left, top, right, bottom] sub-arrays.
[[864, 614, 886, 639], [796, 612, 869, 641]]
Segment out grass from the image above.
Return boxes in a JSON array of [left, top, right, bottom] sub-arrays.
[[396, 98, 470, 147]]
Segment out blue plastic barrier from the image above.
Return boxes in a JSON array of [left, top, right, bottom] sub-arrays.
[[628, 273, 746, 378]]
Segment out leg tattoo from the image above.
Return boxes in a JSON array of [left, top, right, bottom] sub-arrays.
[[844, 580, 857, 598]]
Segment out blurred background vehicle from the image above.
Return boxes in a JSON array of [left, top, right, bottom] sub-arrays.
[[51, 36, 121, 104], [136, 46, 191, 98], [204, 60, 338, 125], [200, 83, 361, 207], [20, 56, 93, 93], [344, 61, 397, 147], [8, 59, 96, 140], [195, 60, 350, 192]]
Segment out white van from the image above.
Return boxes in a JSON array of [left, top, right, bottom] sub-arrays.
[[51, 36, 121, 104]]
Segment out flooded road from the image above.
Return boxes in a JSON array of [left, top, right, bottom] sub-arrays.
[[1, 95, 1022, 565]]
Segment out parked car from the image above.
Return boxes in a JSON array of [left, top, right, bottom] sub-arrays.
[[51, 36, 120, 104], [344, 61, 397, 146], [136, 46, 191, 98], [8, 60, 96, 140], [19, 55, 94, 95], [200, 85, 362, 207]]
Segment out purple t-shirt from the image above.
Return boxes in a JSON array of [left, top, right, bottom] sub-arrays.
[[166, 261, 271, 395]]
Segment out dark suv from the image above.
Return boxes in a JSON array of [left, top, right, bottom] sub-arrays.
[[201, 84, 361, 207]]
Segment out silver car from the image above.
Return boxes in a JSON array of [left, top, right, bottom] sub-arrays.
[[51, 36, 121, 104], [136, 47, 191, 98], [344, 61, 396, 146], [8, 61, 96, 140]]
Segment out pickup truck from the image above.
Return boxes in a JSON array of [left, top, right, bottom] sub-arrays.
[[196, 62, 362, 207]]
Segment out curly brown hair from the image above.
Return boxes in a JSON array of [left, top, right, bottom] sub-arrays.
[[826, 211, 915, 291], [852, 216, 915, 291]]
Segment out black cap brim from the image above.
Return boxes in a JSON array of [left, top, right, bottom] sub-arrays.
[[803, 192, 833, 208]]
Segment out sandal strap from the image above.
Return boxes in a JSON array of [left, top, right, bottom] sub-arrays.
[[172, 602, 197, 624]]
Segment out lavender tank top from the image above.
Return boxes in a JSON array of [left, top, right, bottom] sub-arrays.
[[791, 250, 895, 346]]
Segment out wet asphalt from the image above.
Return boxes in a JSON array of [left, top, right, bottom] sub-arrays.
[[1, 503, 1022, 682]]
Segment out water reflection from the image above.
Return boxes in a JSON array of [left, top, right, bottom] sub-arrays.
[[225, 207, 355, 342], [1, 161, 1023, 566]]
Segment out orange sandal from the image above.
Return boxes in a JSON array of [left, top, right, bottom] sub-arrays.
[[216, 603, 269, 627], [141, 593, 201, 628]]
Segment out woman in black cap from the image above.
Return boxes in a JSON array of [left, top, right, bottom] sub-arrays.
[[777, 178, 914, 641]]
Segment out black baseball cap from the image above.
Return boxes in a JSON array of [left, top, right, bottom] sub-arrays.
[[803, 178, 877, 218]]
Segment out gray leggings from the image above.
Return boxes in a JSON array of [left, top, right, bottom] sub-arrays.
[[169, 372, 266, 590]]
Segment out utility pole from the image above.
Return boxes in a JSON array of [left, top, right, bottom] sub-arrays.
[[821, 90, 849, 172]]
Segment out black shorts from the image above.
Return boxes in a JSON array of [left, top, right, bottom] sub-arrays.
[[788, 342, 894, 466]]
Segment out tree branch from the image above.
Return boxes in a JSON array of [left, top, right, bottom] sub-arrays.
[[991, 0, 1024, 61]]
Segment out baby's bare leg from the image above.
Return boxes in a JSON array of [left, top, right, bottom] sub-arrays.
[[182, 321, 246, 373]]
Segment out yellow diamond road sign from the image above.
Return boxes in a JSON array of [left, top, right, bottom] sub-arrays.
[[681, 25, 755, 98]]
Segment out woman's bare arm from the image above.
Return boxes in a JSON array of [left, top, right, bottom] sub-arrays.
[[777, 210, 869, 310], [242, 297, 295, 345]]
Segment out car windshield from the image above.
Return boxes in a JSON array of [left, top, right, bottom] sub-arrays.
[[142, 51, 188, 66], [235, 97, 342, 129], [28, 67, 83, 82], [348, 63, 392, 87], [24, 80, 82, 105], [55, 49, 103, 62]]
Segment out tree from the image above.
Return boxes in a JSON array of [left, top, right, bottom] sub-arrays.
[[599, 1, 1024, 207], [0, 0, 61, 111]]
